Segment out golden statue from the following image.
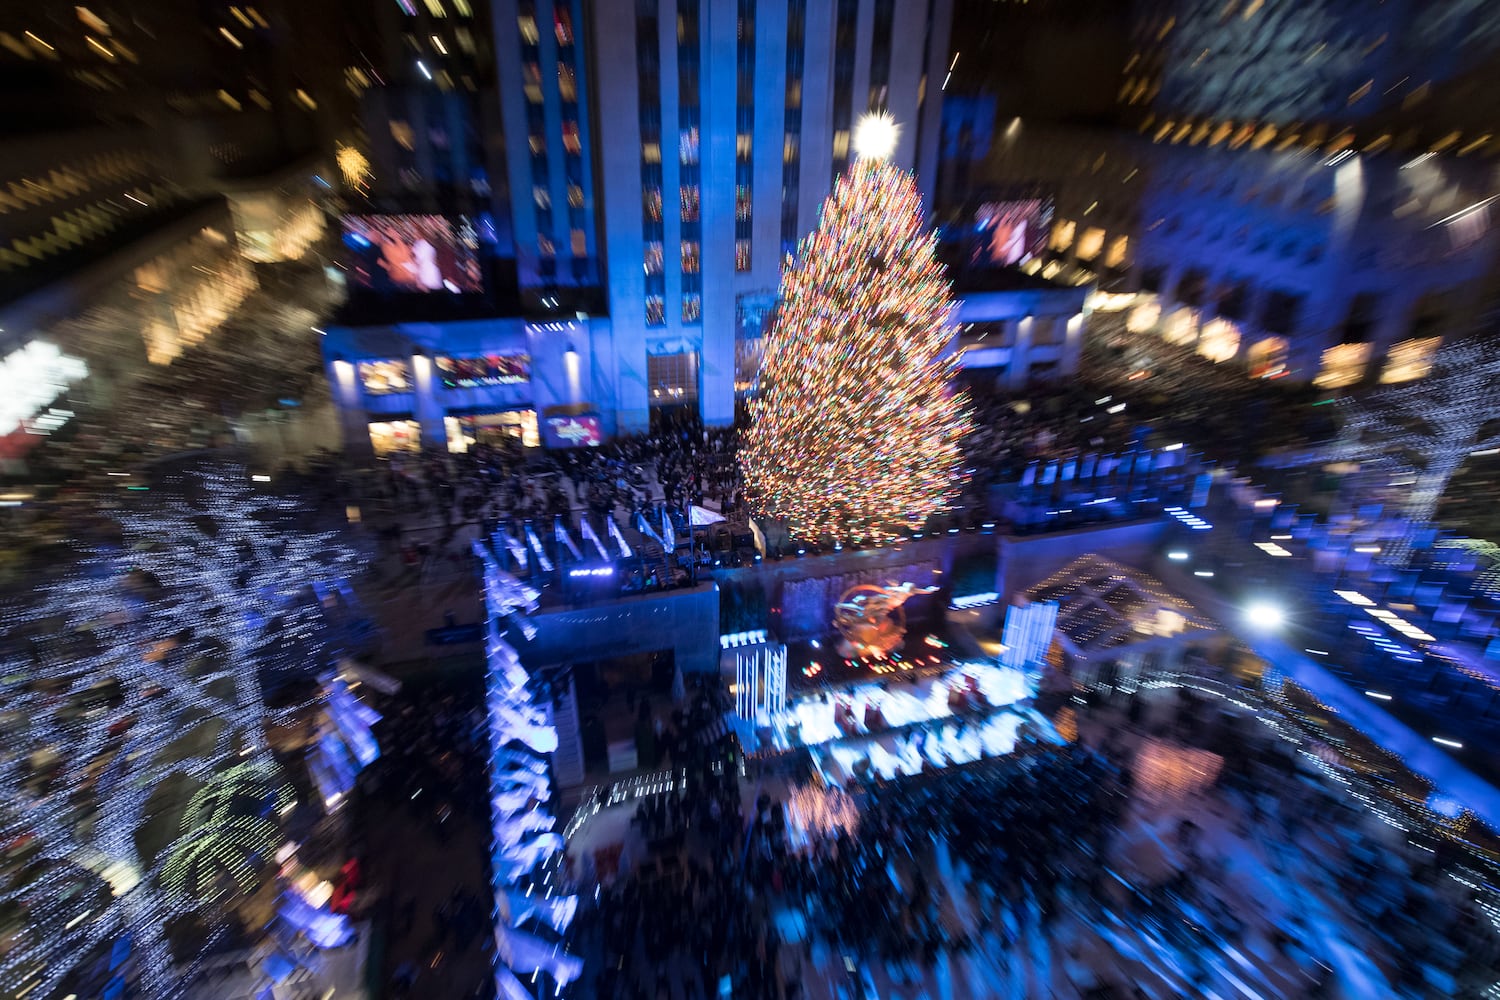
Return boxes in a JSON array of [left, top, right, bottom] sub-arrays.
[[833, 581, 938, 659]]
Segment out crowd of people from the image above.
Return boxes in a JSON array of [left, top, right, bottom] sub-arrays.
[[560, 668, 1500, 1000]]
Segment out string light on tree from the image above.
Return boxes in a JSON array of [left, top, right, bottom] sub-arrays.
[[741, 112, 970, 544]]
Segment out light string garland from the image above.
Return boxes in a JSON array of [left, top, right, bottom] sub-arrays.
[[1291, 337, 1500, 565], [473, 538, 582, 996], [0, 465, 373, 999], [741, 120, 971, 545]]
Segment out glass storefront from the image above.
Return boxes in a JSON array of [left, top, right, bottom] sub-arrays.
[[369, 420, 421, 454], [445, 410, 539, 452]]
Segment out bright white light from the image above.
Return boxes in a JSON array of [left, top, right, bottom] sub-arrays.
[[1244, 602, 1284, 629], [251, 474, 271, 483], [1433, 737, 1463, 749], [1365, 691, 1392, 701], [1167, 551, 1189, 561], [1353, 545, 1381, 554], [1107, 403, 1127, 414], [1163, 442, 1184, 452], [852, 111, 900, 162], [416, 59, 432, 80], [1194, 570, 1215, 578]]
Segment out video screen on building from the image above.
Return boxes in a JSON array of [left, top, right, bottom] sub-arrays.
[[545, 414, 604, 448], [974, 197, 1053, 267], [343, 214, 482, 293], [436, 354, 531, 388]]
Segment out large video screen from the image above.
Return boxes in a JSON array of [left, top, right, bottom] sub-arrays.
[[545, 414, 604, 448], [437, 354, 530, 389], [975, 198, 1053, 267], [343, 214, 482, 293]]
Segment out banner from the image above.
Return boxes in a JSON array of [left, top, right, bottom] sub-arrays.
[[607, 518, 633, 558]]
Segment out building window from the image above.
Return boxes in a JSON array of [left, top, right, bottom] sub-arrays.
[[533, 185, 550, 209], [359, 360, 412, 394], [682, 293, 701, 323], [646, 294, 666, 326], [538, 234, 555, 257], [571, 228, 587, 256], [681, 240, 700, 273], [680, 185, 699, 221], [644, 240, 664, 274], [736, 239, 752, 271], [648, 350, 699, 402]]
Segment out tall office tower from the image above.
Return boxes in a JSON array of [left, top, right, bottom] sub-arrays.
[[589, 0, 952, 434], [490, 0, 602, 294], [350, 0, 511, 239], [1124, 0, 1500, 133]]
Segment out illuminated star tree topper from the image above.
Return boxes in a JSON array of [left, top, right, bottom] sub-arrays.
[[740, 113, 970, 543]]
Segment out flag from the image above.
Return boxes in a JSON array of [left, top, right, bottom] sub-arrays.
[[523, 523, 554, 572], [495, 526, 529, 572], [689, 504, 727, 526], [608, 518, 633, 557], [661, 510, 676, 550], [554, 517, 582, 560], [578, 517, 610, 561], [635, 511, 664, 546], [748, 518, 767, 557]]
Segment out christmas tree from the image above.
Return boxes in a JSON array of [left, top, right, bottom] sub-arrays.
[[741, 113, 969, 544]]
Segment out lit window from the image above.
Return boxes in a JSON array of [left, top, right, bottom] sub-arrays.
[[683, 293, 701, 323], [735, 186, 751, 221], [562, 121, 581, 154], [567, 184, 584, 208], [1076, 227, 1105, 261], [680, 186, 699, 221], [538, 234, 555, 256], [644, 241, 664, 274], [832, 130, 849, 159], [1381, 337, 1440, 383], [424, 0, 446, 17], [1104, 235, 1129, 269], [518, 15, 539, 43], [737, 133, 752, 158], [558, 63, 576, 101], [554, 8, 573, 45], [681, 241, 700, 273], [571, 229, 587, 256], [533, 185, 550, 209], [1196, 319, 1240, 364], [642, 142, 662, 163], [1051, 219, 1075, 252], [679, 128, 699, 164], [643, 187, 662, 221], [646, 295, 666, 326], [1314, 343, 1372, 388], [736, 239, 751, 271], [783, 134, 799, 161]]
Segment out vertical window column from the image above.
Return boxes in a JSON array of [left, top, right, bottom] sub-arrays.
[[868, 0, 894, 111], [830, 0, 858, 181], [678, 0, 702, 322], [638, 0, 666, 325], [780, 0, 805, 261], [555, 0, 590, 282], [734, 0, 755, 272], [519, 0, 554, 277]]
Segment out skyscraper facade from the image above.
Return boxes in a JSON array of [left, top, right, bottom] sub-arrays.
[[589, 0, 952, 433]]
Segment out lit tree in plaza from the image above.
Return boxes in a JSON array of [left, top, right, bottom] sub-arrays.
[[740, 113, 970, 544], [0, 466, 371, 998], [1299, 337, 1500, 561]]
